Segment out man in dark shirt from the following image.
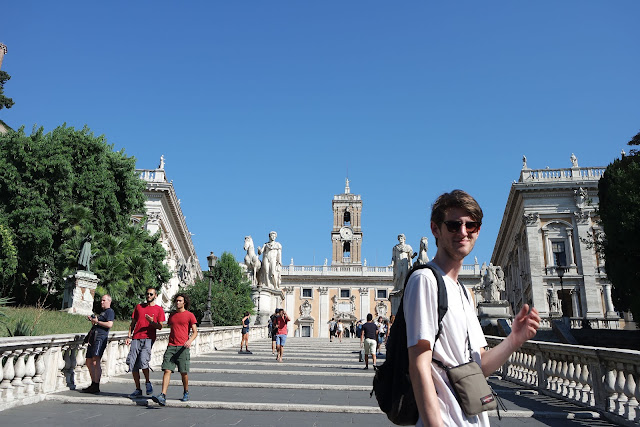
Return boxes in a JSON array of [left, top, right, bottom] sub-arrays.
[[83, 294, 115, 393], [360, 313, 379, 370]]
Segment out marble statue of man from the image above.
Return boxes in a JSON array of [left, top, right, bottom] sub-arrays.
[[77, 235, 93, 272], [392, 234, 415, 292], [258, 231, 282, 289]]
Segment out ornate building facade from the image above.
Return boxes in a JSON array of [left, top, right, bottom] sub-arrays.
[[136, 158, 203, 310], [491, 155, 619, 328], [273, 180, 484, 338]]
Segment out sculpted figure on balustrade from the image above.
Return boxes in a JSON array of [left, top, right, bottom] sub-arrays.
[[482, 263, 506, 302]]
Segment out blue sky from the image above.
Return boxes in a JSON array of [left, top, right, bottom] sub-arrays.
[[2, 2, 638, 269]]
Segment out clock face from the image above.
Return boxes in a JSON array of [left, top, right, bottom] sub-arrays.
[[340, 227, 353, 240]]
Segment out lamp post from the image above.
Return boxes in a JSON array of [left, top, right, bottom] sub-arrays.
[[556, 264, 566, 318], [200, 251, 217, 327]]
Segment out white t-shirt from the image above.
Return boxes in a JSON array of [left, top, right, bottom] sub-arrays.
[[404, 263, 489, 427]]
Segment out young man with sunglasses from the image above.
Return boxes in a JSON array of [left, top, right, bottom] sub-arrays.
[[125, 287, 166, 398], [405, 190, 540, 426]]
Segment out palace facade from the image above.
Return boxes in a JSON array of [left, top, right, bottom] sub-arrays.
[[491, 155, 621, 329]]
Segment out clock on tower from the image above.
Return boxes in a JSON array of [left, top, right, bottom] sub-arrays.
[[331, 179, 362, 265]]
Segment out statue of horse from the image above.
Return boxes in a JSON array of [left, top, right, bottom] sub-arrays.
[[244, 236, 261, 285]]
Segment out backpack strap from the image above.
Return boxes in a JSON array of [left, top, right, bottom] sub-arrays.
[[402, 263, 448, 347]]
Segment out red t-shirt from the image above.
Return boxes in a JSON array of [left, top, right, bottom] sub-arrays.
[[276, 314, 290, 336], [167, 310, 197, 346], [131, 303, 166, 340]]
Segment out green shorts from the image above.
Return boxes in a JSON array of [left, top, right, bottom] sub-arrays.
[[161, 346, 190, 373]]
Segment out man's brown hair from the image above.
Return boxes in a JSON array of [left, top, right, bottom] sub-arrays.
[[173, 293, 190, 310], [431, 189, 483, 226]]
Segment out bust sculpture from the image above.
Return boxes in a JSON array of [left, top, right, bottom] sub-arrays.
[[392, 234, 415, 292]]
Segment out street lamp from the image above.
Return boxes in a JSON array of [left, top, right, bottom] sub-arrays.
[[556, 264, 566, 318], [200, 251, 217, 327]]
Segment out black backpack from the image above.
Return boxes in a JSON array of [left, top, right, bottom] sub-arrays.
[[371, 264, 448, 425]]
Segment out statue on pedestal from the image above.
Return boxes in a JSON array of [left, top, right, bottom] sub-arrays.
[[392, 234, 416, 292], [77, 235, 93, 272], [482, 263, 505, 302], [243, 236, 261, 285], [257, 231, 282, 289]]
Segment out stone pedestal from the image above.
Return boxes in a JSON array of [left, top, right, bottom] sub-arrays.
[[251, 285, 284, 325], [390, 290, 403, 317], [477, 301, 513, 330], [62, 271, 99, 316]]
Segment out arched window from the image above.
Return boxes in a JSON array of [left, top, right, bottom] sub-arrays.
[[343, 242, 351, 262], [343, 210, 351, 226]]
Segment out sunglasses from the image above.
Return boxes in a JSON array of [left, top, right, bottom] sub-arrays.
[[146, 293, 156, 296], [443, 220, 481, 234]]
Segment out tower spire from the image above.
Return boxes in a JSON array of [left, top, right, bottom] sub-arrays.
[[345, 178, 350, 194]]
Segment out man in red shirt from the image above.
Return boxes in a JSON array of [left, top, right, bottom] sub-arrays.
[[274, 308, 290, 362], [126, 287, 165, 398], [152, 293, 198, 406]]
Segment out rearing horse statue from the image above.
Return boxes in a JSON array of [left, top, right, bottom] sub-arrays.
[[244, 236, 261, 285]]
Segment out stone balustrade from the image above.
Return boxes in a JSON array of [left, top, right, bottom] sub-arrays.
[[280, 264, 480, 277], [520, 166, 605, 182], [0, 325, 268, 411], [487, 336, 640, 424]]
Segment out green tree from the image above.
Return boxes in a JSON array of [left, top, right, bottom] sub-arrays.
[[0, 70, 14, 110], [0, 124, 169, 314], [0, 223, 18, 294], [184, 252, 253, 326], [598, 131, 640, 325]]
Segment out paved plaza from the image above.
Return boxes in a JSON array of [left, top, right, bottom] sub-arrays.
[[1, 337, 622, 426]]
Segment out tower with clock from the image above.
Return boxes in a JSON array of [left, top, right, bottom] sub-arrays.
[[331, 179, 362, 265]]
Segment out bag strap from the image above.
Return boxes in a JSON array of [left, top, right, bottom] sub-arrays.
[[401, 263, 448, 348]]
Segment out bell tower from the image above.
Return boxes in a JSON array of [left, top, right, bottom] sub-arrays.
[[331, 178, 363, 265]]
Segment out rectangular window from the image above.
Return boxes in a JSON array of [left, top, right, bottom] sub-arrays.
[[340, 289, 350, 298], [302, 288, 313, 298], [552, 241, 566, 266], [377, 289, 387, 299], [301, 326, 311, 337]]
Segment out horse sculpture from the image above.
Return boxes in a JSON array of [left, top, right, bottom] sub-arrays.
[[244, 236, 261, 285]]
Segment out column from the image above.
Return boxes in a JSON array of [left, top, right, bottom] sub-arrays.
[[319, 287, 329, 338], [571, 289, 581, 318], [566, 230, 576, 268], [603, 284, 617, 318], [284, 287, 295, 336], [359, 288, 370, 318]]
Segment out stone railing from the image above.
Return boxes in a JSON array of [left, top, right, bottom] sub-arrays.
[[0, 325, 268, 411], [520, 166, 605, 183], [137, 168, 166, 183], [280, 264, 480, 277], [487, 336, 640, 425]]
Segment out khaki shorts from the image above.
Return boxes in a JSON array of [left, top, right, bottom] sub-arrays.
[[364, 338, 377, 355], [161, 346, 190, 373]]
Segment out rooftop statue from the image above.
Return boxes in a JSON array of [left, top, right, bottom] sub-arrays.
[[482, 263, 506, 302]]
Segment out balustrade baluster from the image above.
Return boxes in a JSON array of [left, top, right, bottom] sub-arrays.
[[33, 347, 46, 394], [567, 360, 576, 400], [560, 360, 570, 397], [635, 364, 640, 423], [578, 360, 591, 405], [75, 344, 88, 386], [623, 365, 638, 421], [56, 347, 67, 391], [1, 350, 15, 401], [22, 349, 36, 396], [11, 350, 26, 399], [604, 363, 618, 413], [615, 363, 628, 416]]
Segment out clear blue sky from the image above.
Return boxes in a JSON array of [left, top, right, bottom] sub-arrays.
[[2, 2, 638, 269]]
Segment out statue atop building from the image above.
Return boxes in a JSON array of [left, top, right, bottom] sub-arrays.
[[391, 234, 415, 292], [257, 231, 282, 289], [570, 153, 579, 168]]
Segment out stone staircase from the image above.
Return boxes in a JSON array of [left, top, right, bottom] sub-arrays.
[[0, 337, 625, 426]]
